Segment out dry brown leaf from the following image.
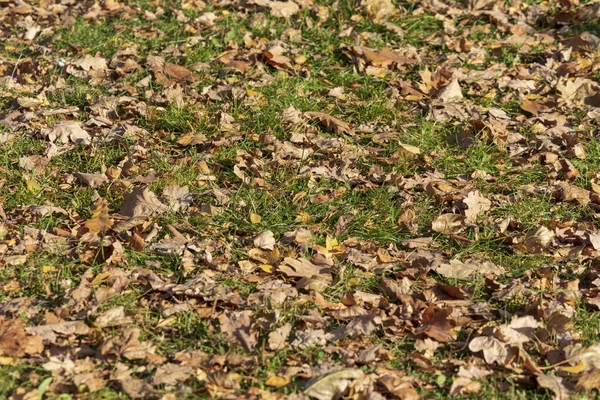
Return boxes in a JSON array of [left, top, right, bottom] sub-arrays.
[[278, 257, 333, 291], [152, 363, 193, 386], [362, 0, 397, 21], [436, 79, 463, 102], [536, 374, 571, 400], [119, 187, 168, 219], [269, 1, 299, 18], [0, 318, 44, 357], [450, 377, 482, 396], [100, 328, 156, 360], [254, 230, 276, 250], [218, 310, 258, 352], [468, 336, 507, 364], [41, 122, 91, 145], [95, 306, 133, 328], [434, 259, 503, 280], [265, 374, 291, 387], [460, 190, 491, 221], [304, 369, 365, 400], [74, 172, 108, 188], [206, 370, 242, 398], [84, 198, 113, 234], [163, 62, 196, 83], [304, 111, 354, 135], [576, 369, 600, 391], [432, 214, 466, 235], [268, 323, 292, 351]]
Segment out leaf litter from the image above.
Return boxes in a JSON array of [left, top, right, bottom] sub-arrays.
[[2, 0, 600, 399]]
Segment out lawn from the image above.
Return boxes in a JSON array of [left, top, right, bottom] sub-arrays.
[[1, 0, 600, 398]]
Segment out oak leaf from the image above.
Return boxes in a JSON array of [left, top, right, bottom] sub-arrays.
[[84, 198, 113, 234]]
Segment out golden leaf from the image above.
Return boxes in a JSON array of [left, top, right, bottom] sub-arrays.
[[84, 198, 113, 233]]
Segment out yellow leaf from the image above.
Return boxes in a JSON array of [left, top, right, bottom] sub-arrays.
[[91, 271, 113, 285], [296, 212, 312, 223], [246, 89, 260, 97], [258, 264, 273, 273], [250, 212, 262, 224], [42, 265, 56, 274], [326, 236, 339, 252], [25, 177, 41, 193], [84, 198, 113, 233], [0, 357, 16, 366], [265, 375, 290, 387], [560, 360, 586, 374]]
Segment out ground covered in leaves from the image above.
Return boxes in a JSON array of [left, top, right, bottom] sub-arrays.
[[3, 0, 600, 398]]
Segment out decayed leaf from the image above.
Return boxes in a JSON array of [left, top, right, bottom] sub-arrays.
[[432, 214, 466, 235], [84, 198, 113, 233], [304, 369, 365, 400]]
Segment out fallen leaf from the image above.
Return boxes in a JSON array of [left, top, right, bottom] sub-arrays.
[[468, 336, 507, 364], [304, 369, 365, 400], [152, 363, 193, 386], [41, 122, 91, 145], [536, 374, 571, 400], [434, 259, 504, 280], [84, 198, 114, 234], [119, 187, 168, 219], [304, 111, 353, 135], [218, 310, 258, 352], [95, 306, 133, 328], [432, 214, 466, 235], [254, 230, 275, 250], [268, 323, 292, 351], [265, 375, 291, 387], [269, 1, 299, 18], [0, 318, 44, 357]]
